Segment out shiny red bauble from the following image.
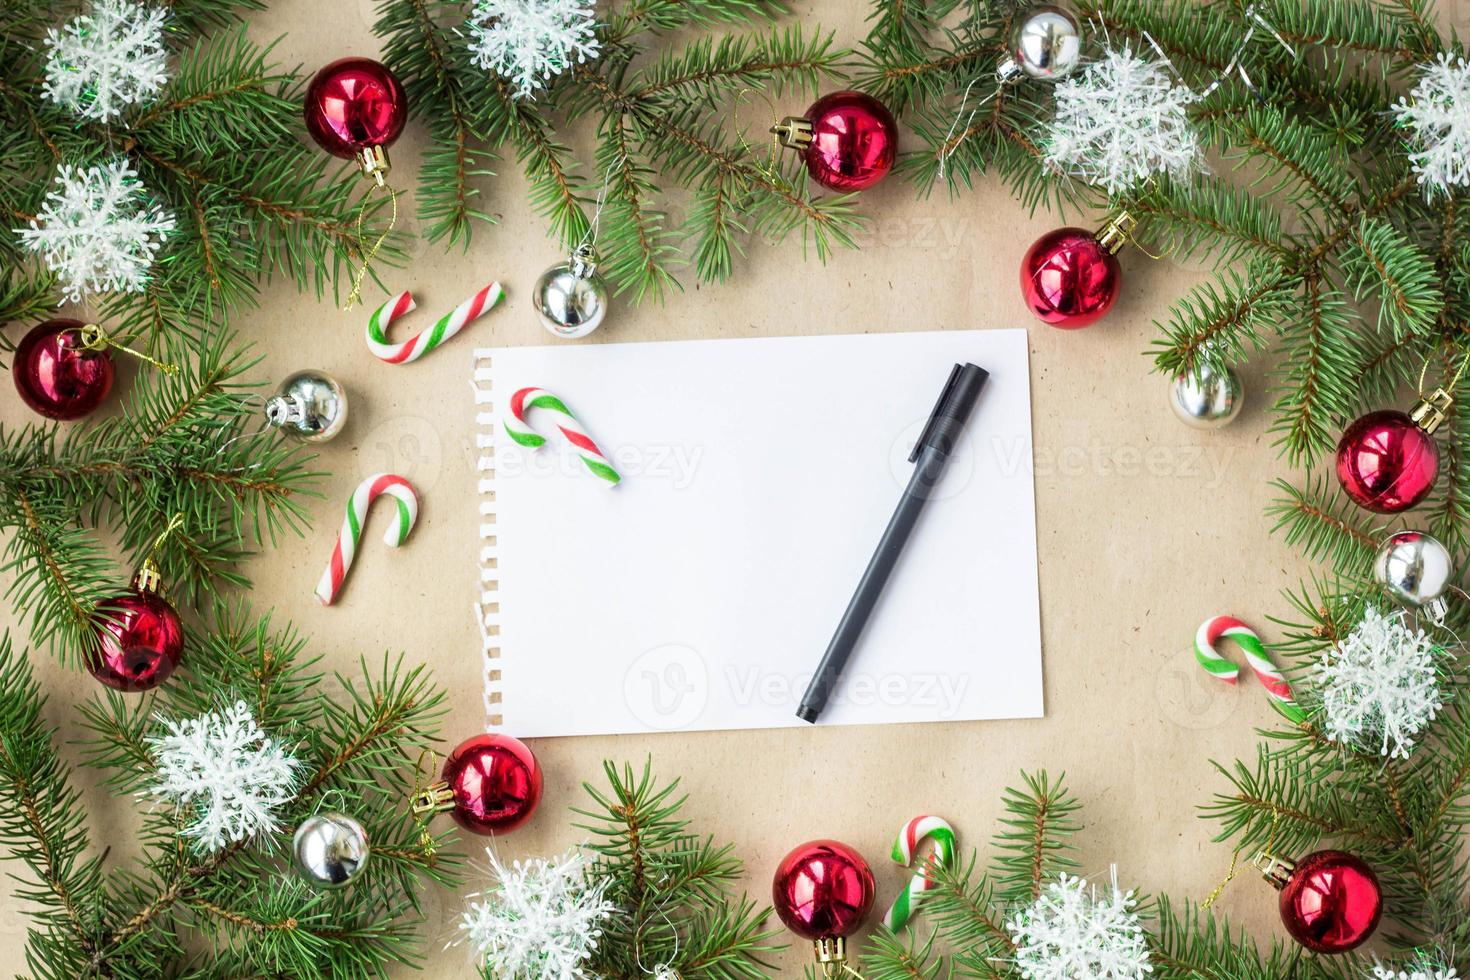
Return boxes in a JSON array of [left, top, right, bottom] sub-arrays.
[[1335, 409, 1439, 513], [87, 588, 184, 691], [1276, 850, 1382, 954], [797, 91, 898, 192], [13, 318, 114, 420], [441, 733, 542, 835], [1020, 227, 1122, 328], [304, 57, 408, 159], [772, 839, 876, 941]]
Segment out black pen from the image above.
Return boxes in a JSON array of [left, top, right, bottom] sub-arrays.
[[796, 362, 990, 723]]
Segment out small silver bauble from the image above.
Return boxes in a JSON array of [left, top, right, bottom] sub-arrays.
[[1168, 364, 1243, 430], [532, 243, 608, 340], [999, 5, 1084, 81], [1374, 529, 1452, 621], [264, 370, 348, 443], [292, 812, 370, 888]]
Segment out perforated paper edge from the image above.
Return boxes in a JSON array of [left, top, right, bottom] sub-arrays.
[[471, 349, 501, 730]]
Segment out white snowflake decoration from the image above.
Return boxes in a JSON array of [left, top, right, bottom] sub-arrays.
[[16, 159, 175, 303], [147, 701, 302, 853], [1316, 607, 1443, 760], [467, 0, 601, 100], [1393, 54, 1470, 197], [458, 848, 615, 979], [1008, 870, 1153, 980], [43, 0, 169, 122], [1045, 45, 1200, 194], [1370, 959, 1460, 980]]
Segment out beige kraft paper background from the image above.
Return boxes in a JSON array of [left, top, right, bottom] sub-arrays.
[[9, 0, 1457, 972]]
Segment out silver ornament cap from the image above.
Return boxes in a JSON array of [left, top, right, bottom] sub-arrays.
[[264, 370, 348, 443], [999, 5, 1083, 82], [1169, 363, 1243, 429], [1374, 530, 1452, 619], [292, 812, 370, 888], [533, 243, 608, 340]]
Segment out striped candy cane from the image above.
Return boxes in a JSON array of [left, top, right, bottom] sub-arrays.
[[315, 474, 419, 605], [365, 283, 504, 364], [504, 387, 620, 486], [1194, 615, 1307, 724], [882, 814, 956, 933]]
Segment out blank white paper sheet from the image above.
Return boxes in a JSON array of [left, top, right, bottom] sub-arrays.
[[471, 329, 1042, 737]]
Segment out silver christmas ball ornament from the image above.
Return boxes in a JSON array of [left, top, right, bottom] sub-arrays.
[[263, 370, 348, 443], [293, 812, 370, 888], [1374, 530, 1452, 620], [1000, 5, 1084, 81], [1168, 363, 1243, 430], [533, 243, 608, 340]]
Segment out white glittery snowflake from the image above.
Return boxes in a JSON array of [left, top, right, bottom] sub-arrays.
[[147, 701, 302, 853], [458, 848, 615, 979], [1008, 870, 1153, 980], [1370, 957, 1460, 980], [43, 0, 169, 122], [16, 159, 175, 303], [1045, 45, 1200, 194], [467, 0, 601, 100], [1393, 54, 1470, 197], [1316, 607, 1444, 760]]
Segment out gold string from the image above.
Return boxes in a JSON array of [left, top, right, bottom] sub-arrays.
[[344, 182, 399, 311], [77, 324, 177, 375], [1417, 344, 1470, 399], [733, 88, 786, 184], [1201, 808, 1279, 910], [146, 513, 186, 562]]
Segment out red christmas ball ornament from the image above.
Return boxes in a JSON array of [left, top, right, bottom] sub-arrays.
[[438, 733, 542, 835], [1335, 408, 1439, 513], [773, 839, 875, 972], [13, 318, 114, 421], [1260, 850, 1382, 954], [87, 563, 183, 692], [773, 91, 898, 192], [304, 57, 407, 184], [1020, 214, 1134, 328]]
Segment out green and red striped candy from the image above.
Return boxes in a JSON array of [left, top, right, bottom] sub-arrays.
[[504, 387, 620, 486], [1194, 615, 1307, 724], [315, 473, 418, 605], [365, 283, 504, 364], [882, 814, 956, 933]]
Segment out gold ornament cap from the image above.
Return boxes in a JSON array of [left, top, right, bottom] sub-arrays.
[[1254, 851, 1296, 890], [356, 145, 391, 187], [132, 557, 164, 596], [812, 937, 864, 978], [410, 780, 455, 816], [772, 116, 815, 151], [1096, 211, 1137, 255], [1410, 387, 1455, 436]]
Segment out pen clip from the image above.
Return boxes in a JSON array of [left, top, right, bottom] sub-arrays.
[[910, 364, 962, 463]]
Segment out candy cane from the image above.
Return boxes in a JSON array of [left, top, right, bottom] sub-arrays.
[[1194, 615, 1307, 724], [315, 474, 419, 605], [365, 283, 504, 364], [882, 815, 956, 933], [503, 387, 620, 486]]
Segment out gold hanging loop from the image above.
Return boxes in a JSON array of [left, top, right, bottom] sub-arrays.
[[135, 512, 185, 593], [77, 324, 177, 375], [343, 181, 399, 311], [1411, 345, 1470, 435]]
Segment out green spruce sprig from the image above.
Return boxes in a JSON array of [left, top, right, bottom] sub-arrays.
[[0, 607, 460, 979], [0, 334, 319, 666]]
